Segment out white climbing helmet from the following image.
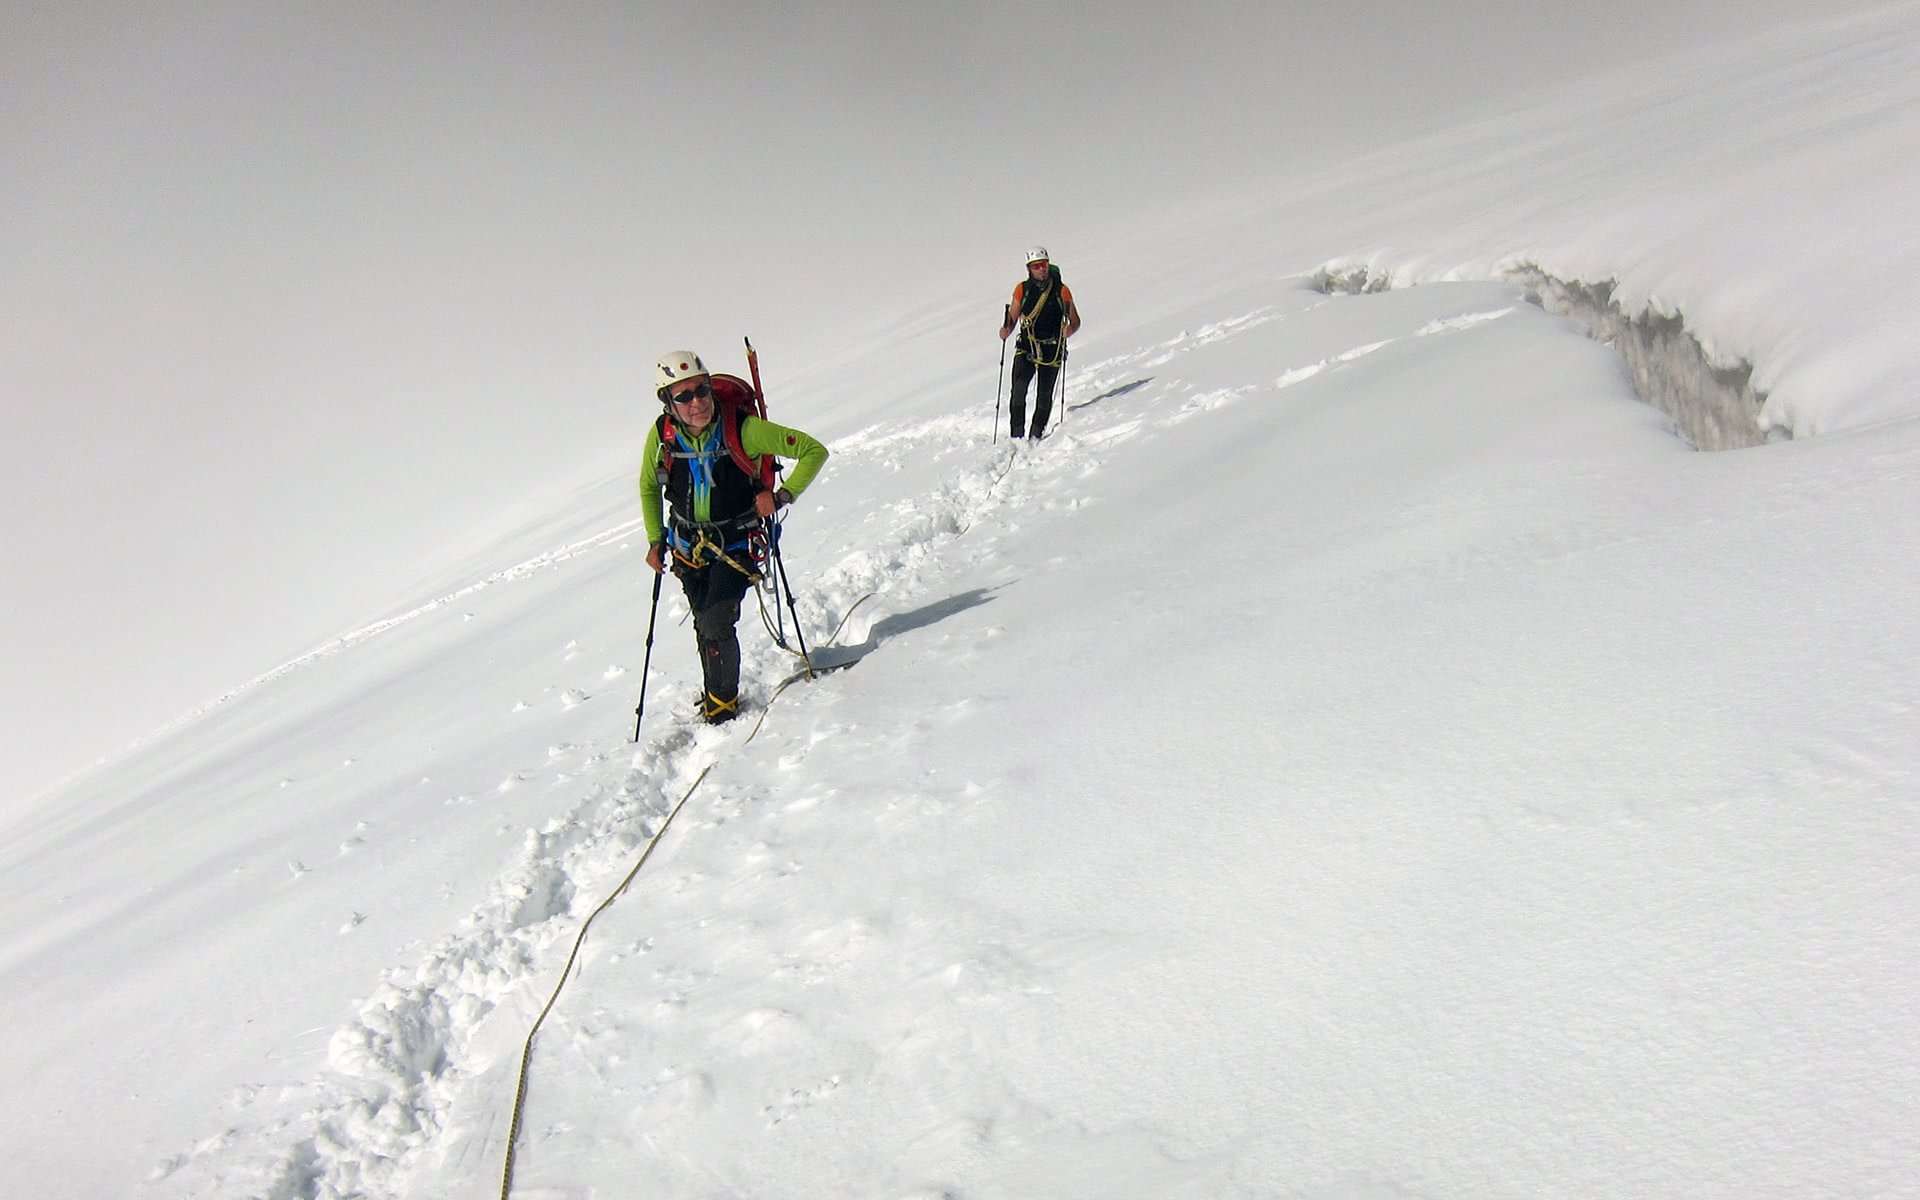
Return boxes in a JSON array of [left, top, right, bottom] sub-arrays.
[[654, 350, 708, 398], [1025, 245, 1050, 266]]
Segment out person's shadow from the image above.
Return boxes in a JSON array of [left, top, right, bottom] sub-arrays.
[[805, 587, 997, 671], [1067, 377, 1152, 412]]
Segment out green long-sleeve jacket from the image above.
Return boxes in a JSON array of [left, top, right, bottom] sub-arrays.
[[638, 415, 829, 543]]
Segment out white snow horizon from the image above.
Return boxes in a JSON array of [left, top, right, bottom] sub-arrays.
[[4, 5, 1919, 1197]]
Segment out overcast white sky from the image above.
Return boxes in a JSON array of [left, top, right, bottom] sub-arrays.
[[0, 0, 1885, 807]]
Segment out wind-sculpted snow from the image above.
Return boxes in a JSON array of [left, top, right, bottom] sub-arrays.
[[1515, 268, 1773, 451], [1314, 261, 1771, 450]]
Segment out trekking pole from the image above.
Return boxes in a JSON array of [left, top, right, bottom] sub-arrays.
[[1059, 341, 1069, 433], [769, 534, 817, 678], [745, 335, 790, 649], [759, 517, 790, 650], [992, 305, 1009, 443], [631, 568, 665, 742]]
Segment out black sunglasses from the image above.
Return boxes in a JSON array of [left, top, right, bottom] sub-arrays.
[[666, 382, 713, 404]]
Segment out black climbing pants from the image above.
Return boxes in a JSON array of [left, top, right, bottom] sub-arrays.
[[675, 559, 756, 703], [1009, 352, 1061, 439]]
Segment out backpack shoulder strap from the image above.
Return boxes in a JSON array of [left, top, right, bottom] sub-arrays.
[[1020, 278, 1056, 325], [727, 410, 775, 487], [654, 412, 675, 483]]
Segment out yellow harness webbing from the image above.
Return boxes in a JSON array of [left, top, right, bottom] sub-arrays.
[[671, 522, 764, 582], [1019, 280, 1066, 367]]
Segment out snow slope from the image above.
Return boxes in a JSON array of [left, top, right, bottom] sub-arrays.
[[2, 6, 1917, 1198]]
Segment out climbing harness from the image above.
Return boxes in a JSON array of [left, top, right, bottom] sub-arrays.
[[1018, 276, 1068, 368], [667, 512, 766, 582]]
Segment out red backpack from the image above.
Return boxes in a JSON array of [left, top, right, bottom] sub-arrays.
[[656, 373, 776, 488]]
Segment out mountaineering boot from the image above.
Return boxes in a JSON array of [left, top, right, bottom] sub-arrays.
[[702, 691, 740, 724]]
